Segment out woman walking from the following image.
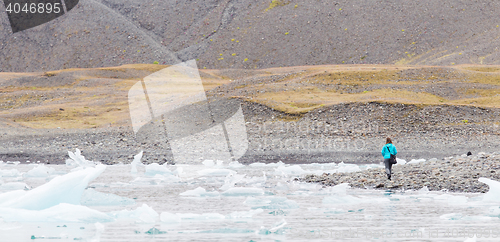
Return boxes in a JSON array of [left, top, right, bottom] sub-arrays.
[[381, 137, 397, 180]]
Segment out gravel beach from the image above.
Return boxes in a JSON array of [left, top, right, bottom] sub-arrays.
[[301, 152, 500, 193]]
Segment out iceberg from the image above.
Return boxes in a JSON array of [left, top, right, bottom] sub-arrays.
[[66, 148, 98, 168], [131, 151, 143, 174], [144, 163, 173, 177], [479, 177, 500, 202], [274, 165, 306, 176], [0, 165, 106, 210], [0, 182, 29, 191], [110, 204, 159, 223], [220, 174, 246, 191], [81, 189, 136, 206], [24, 164, 56, 178], [336, 162, 361, 173], [228, 161, 245, 168], [179, 187, 219, 197], [0, 169, 22, 178]]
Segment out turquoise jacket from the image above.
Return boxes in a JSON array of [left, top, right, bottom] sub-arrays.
[[381, 143, 397, 159]]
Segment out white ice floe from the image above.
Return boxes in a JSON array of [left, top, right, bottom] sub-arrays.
[[228, 161, 245, 168], [110, 204, 159, 223], [81, 189, 136, 206], [227, 208, 264, 219], [0, 203, 113, 222], [180, 187, 219, 197], [144, 163, 173, 177], [0, 165, 106, 210], [479, 177, 500, 202], [0, 169, 22, 178], [418, 186, 430, 195], [220, 173, 246, 191], [0, 182, 29, 191], [221, 187, 265, 196], [24, 164, 56, 178], [336, 162, 361, 173], [274, 165, 306, 176], [197, 168, 236, 177]]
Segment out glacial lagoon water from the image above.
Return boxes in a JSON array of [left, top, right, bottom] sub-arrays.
[[1, 156, 500, 242]]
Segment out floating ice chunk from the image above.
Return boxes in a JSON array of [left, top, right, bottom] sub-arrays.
[[227, 208, 263, 219], [24, 164, 56, 178], [408, 159, 426, 164], [198, 228, 255, 234], [244, 197, 299, 209], [440, 213, 462, 220], [202, 160, 215, 166], [395, 158, 407, 165], [81, 189, 135, 206], [216, 160, 224, 166], [144, 163, 173, 177], [0, 182, 29, 191], [220, 174, 246, 191], [274, 165, 306, 176], [337, 162, 361, 173], [0, 169, 22, 178], [110, 204, 159, 223], [298, 183, 321, 192], [66, 148, 97, 168], [327, 183, 349, 196], [197, 168, 236, 177], [131, 151, 143, 174], [418, 186, 430, 195], [222, 187, 264, 196], [322, 184, 366, 204], [249, 162, 266, 167], [180, 187, 219, 197], [0, 203, 113, 222], [228, 161, 244, 168], [0, 165, 106, 210], [479, 177, 500, 202]]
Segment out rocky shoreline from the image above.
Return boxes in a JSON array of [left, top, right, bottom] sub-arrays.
[[301, 152, 500, 193], [1, 101, 500, 166]]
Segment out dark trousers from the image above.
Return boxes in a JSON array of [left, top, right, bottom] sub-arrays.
[[384, 158, 393, 177]]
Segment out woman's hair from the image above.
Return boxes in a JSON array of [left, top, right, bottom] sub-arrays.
[[386, 137, 392, 144]]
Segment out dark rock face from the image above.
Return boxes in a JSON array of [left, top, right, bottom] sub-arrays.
[[2, 0, 500, 72]]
